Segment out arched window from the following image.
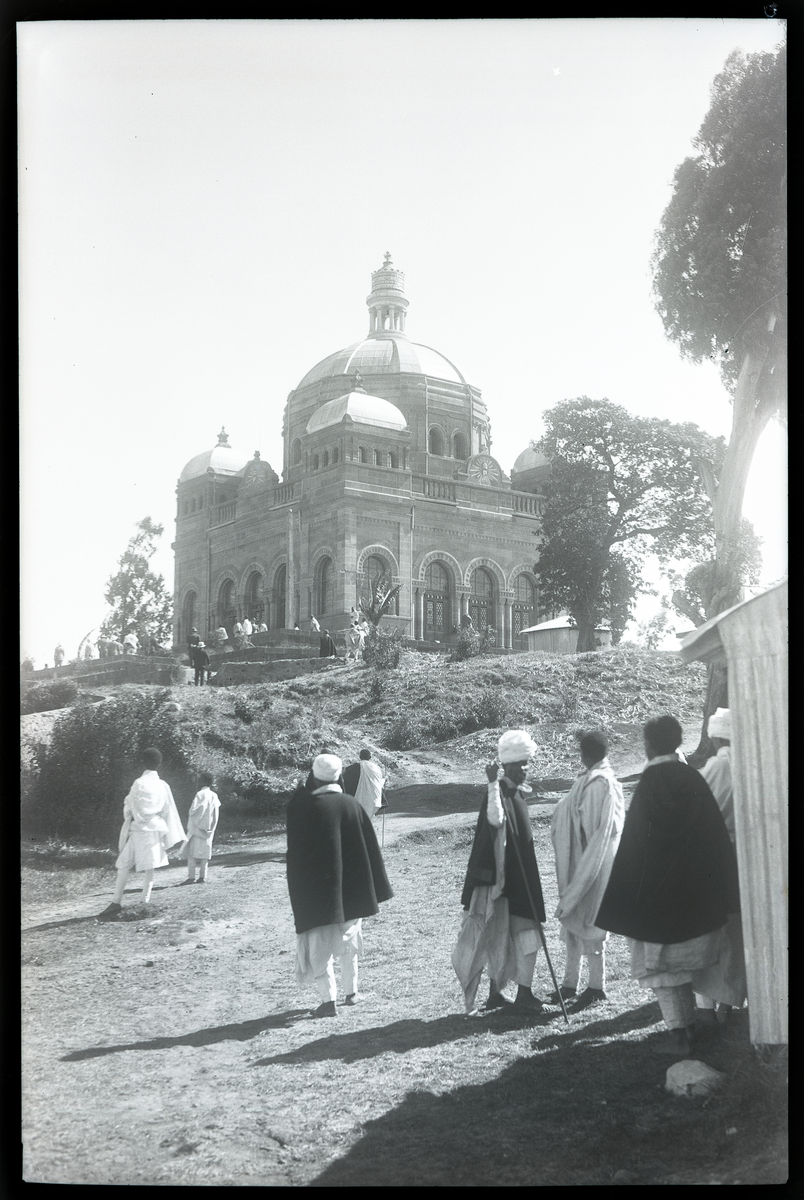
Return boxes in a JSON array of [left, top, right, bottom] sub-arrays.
[[424, 561, 450, 641], [274, 565, 287, 630], [512, 575, 537, 646], [291, 438, 302, 466], [312, 453, 320, 471], [333, 446, 339, 464], [245, 571, 264, 624], [453, 431, 468, 461], [469, 567, 496, 642], [373, 449, 383, 466], [322, 450, 329, 467], [363, 554, 396, 617], [428, 427, 444, 456], [218, 579, 236, 636], [389, 451, 398, 469], [191, 497, 196, 513], [317, 556, 334, 616], [359, 446, 368, 464], [182, 591, 197, 646]]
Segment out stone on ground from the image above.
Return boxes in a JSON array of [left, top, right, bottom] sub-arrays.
[[665, 1060, 726, 1098]]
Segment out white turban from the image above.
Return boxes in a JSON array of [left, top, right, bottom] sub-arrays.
[[312, 753, 343, 782], [497, 730, 537, 764], [707, 708, 732, 740]]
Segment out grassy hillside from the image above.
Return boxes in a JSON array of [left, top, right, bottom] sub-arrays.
[[21, 647, 707, 845]]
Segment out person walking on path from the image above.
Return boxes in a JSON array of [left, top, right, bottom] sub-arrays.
[[286, 753, 393, 1017], [452, 730, 550, 1016], [191, 641, 210, 686], [595, 714, 740, 1057], [549, 729, 624, 1011], [319, 629, 337, 659], [310, 615, 321, 634], [342, 749, 388, 820], [178, 771, 220, 885], [98, 748, 186, 919], [692, 707, 747, 1022]]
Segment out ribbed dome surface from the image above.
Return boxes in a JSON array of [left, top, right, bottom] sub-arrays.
[[179, 430, 250, 482], [297, 337, 466, 389], [306, 391, 408, 434]]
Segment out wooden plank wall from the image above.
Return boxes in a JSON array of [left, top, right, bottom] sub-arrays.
[[719, 582, 788, 1045]]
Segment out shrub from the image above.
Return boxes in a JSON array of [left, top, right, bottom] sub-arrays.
[[384, 712, 424, 750], [23, 688, 194, 844], [20, 678, 80, 715], [363, 626, 403, 670], [451, 626, 495, 661], [234, 695, 257, 724], [368, 672, 385, 705]]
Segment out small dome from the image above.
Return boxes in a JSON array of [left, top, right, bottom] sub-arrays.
[[512, 443, 550, 474], [306, 391, 408, 434], [179, 428, 251, 483]]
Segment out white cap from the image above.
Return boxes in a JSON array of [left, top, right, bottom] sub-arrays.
[[312, 753, 343, 782], [497, 730, 537, 764], [707, 708, 732, 740]]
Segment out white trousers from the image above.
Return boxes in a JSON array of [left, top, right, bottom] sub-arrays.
[[295, 921, 362, 1002], [654, 983, 695, 1030], [561, 931, 606, 991]]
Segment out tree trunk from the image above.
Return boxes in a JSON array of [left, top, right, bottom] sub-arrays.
[[574, 614, 597, 653], [692, 348, 775, 763]]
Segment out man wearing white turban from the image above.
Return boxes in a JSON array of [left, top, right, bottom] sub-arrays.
[[286, 753, 393, 1018], [692, 708, 747, 1020], [452, 730, 549, 1015]]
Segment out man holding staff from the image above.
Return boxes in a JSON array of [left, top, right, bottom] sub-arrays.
[[452, 730, 552, 1015]]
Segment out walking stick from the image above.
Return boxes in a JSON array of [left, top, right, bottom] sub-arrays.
[[503, 804, 570, 1026]]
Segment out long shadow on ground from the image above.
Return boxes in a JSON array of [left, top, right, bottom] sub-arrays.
[[60, 1009, 312, 1061], [309, 1013, 786, 1187], [252, 1004, 659, 1067]]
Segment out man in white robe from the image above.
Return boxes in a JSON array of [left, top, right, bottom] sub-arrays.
[[178, 771, 221, 884], [342, 750, 386, 819], [550, 730, 624, 1010], [692, 708, 747, 1019], [98, 747, 186, 918]]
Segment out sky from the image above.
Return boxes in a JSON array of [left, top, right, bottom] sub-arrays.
[[19, 18, 787, 666]]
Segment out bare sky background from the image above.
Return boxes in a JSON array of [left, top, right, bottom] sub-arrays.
[[19, 18, 786, 666]]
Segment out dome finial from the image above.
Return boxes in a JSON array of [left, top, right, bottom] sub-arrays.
[[367, 254, 408, 339], [217, 426, 230, 447]]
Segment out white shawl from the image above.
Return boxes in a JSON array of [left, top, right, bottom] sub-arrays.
[[550, 758, 624, 940]]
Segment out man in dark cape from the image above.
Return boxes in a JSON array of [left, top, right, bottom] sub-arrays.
[[452, 730, 549, 1015], [286, 753, 393, 1017], [595, 714, 739, 1056], [319, 630, 337, 658]]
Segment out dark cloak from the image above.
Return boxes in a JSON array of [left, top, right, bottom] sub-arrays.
[[319, 635, 336, 658], [595, 761, 740, 945], [460, 781, 546, 923], [286, 786, 393, 935]]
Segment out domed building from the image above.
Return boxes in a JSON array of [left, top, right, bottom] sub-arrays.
[[173, 256, 548, 651]]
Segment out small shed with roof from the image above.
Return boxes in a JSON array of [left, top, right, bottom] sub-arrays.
[[520, 616, 612, 655]]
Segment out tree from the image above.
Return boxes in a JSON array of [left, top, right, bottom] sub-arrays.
[[358, 572, 402, 627], [100, 518, 173, 651], [534, 399, 723, 653], [651, 44, 785, 757]]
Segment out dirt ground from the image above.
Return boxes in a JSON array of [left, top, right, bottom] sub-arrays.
[[21, 748, 787, 1187]]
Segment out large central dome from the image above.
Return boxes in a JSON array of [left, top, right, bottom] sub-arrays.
[[297, 337, 466, 389]]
